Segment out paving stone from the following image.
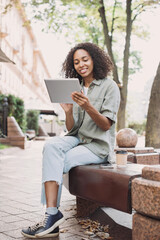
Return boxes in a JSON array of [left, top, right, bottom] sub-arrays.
[[0, 222, 20, 232], [60, 217, 78, 228], [17, 212, 42, 221], [0, 211, 9, 217], [13, 219, 36, 229], [0, 140, 134, 240], [132, 213, 160, 240], [3, 229, 24, 239], [0, 206, 27, 215], [0, 233, 15, 240], [67, 225, 89, 238], [142, 166, 160, 181], [2, 215, 25, 223], [132, 177, 160, 218]]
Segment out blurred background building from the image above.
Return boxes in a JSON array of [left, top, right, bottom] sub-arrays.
[[0, 0, 64, 136]]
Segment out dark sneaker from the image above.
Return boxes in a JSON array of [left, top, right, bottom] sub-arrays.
[[21, 224, 59, 238], [35, 211, 65, 237]]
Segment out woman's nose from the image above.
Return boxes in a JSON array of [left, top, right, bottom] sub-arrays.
[[79, 61, 84, 67]]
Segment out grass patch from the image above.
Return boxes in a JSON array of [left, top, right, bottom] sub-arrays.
[[0, 143, 10, 149]]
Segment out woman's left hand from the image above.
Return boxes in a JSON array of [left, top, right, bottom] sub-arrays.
[[72, 91, 112, 131], [71, 91, 90, 110]]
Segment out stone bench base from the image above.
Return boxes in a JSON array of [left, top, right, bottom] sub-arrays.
[[132, 213, 160, 240], [64, 164, 144, 217]]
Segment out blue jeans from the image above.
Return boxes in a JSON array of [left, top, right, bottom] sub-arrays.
[[41, 136, 106, 206]]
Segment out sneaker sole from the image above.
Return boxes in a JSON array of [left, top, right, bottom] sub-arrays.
[[35, 217, 65, 237], [21, 230, 59, 238]]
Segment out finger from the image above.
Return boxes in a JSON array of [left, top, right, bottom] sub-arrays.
[[72, 93, 87, 101], [72, 91, 84, 97]]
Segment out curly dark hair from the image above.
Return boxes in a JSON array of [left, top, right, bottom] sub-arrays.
[[62, 42, 113, 81]]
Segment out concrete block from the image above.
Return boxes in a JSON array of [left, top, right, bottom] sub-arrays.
[[135, 153, 159, 165], [127, 152, 136, 163], [8, 137, 27, 149], [7, 117, 24, 137], [142, 166, 160, 181], [132, 177, 160, 219], [115, 147, 154, 154], [132, 213, 160, 240], [0, 138, 10, 144]]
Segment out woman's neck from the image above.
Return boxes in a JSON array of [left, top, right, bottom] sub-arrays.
[[83, 77, 94, 87]]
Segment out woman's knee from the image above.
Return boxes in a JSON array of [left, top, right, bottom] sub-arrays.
[[43, 136, 62, 152], [63, 155, 77, 173]]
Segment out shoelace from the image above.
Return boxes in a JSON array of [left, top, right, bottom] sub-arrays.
[[29, 213, 49, 231], [30, 223, 40, 231], [30, 221, 43, 231], [43, 213, 50, 227]]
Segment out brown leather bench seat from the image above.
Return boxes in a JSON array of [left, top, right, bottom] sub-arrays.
[[64, 163, 145, 217]]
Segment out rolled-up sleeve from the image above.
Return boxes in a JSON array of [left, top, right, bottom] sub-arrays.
[[100, 81, 120, 122]]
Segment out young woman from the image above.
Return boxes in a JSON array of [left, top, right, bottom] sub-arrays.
[[21, 42, 120, 238]]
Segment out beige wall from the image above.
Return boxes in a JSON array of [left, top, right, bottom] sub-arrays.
[[0, 0, 54, 111], [0, 0, 64, 135]]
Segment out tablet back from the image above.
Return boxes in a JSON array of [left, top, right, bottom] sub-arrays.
[[44, 78, 81, 103]]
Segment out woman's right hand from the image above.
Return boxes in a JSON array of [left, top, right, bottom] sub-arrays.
[[60, 104, 74, 131], [60, 103, 73, 113]]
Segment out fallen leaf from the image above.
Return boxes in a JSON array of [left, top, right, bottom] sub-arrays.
[[96, 231, 110, 239], [84, 230, 95, 236], [60, 228, 68, 233]]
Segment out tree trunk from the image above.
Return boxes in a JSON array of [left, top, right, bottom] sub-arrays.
[[117, 0, 132, 130], [145, 62, 160, 148], [98, 0, 120, 85], [99, 0, 133, 130]]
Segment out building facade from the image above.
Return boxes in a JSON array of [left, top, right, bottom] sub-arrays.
[[0, 0, 55, 110], [0, 0, 63, 136]]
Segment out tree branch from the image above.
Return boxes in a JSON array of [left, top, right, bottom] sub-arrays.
[[110, 0, 117, 43]]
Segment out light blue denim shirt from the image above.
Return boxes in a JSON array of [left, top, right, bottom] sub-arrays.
[[66, 78, 120, 160]]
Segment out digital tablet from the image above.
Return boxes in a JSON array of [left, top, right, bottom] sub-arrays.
[[44, 78, 81, 103]]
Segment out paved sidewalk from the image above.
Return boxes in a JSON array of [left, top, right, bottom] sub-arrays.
[[0, 140, 88, 240], [0, 137, 143, 239]]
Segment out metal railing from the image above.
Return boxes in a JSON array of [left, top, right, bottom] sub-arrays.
[[0, 97, 8, 137]]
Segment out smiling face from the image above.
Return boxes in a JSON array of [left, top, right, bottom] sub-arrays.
[[73, 49, 94, 85]]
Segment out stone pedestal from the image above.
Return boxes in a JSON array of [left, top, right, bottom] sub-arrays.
[[132, 166, 160, 240], [115, 147, 160, 165], [142, 166, 160, 181], [132, 177, 160, 218], [132, 213, 160, 240]]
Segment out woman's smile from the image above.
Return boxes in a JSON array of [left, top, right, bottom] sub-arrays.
[[79, 67, 88, 74]]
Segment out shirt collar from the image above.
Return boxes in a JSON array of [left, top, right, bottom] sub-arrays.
[[92, 79, 103, 86], [81, 79, 103, 87]]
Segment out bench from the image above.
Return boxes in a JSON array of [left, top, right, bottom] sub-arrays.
[[63, 163, 145, 217]]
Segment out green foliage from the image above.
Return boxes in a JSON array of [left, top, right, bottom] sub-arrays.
[[0, 143, 10, 149], [0, 94, 26, 132], [26, 110, 40, 135], [0, 94, 6, 103], [25, 0, 104, 46], [128, 120, 146, 135], [24, 0, 159, 67], [129, 50, 142, 75]]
